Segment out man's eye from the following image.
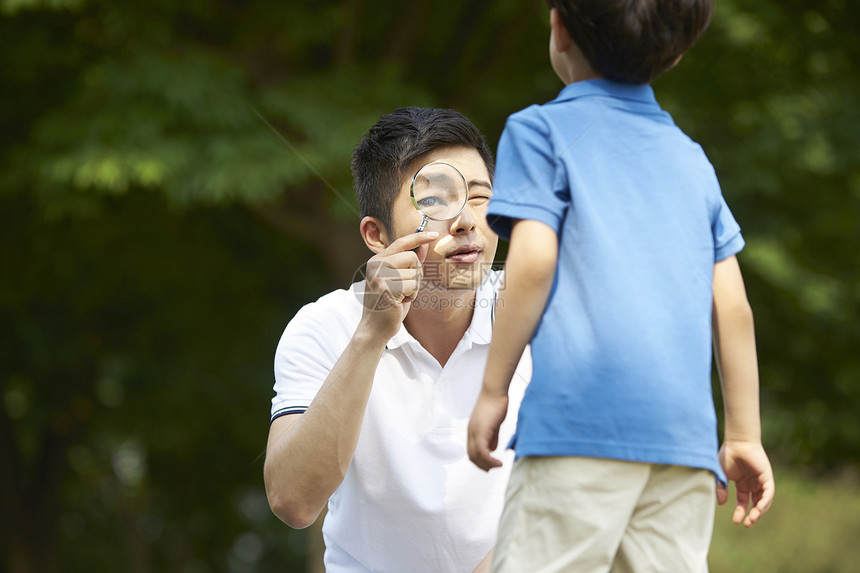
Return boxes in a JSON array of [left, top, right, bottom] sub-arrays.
[[417, 196, 445, 208], [468, 195, 490, 204]]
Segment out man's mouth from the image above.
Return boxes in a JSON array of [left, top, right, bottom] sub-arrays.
[[446, 244, 482, 264]]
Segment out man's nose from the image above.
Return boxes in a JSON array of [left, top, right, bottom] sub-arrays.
[[450, 205, 477, 234]]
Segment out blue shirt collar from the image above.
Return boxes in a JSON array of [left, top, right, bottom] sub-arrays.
[[553, 79, 657, 105]]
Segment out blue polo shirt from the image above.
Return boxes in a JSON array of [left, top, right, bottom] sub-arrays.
[[488, 79, 745, 482]]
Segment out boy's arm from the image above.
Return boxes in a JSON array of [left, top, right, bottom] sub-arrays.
[[471, 548, 493, 573], [468, 219, 558, 471], [712, 255, 775, 527]]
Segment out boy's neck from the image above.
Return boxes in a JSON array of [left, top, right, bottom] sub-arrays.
[[555, 45, 603, 86], [564, 68, 603, 86]]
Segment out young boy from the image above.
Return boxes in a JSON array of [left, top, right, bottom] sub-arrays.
[[467, 1, 775, 571]]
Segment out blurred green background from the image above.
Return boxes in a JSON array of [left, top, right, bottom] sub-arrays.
[[1, 0, 858, 571]]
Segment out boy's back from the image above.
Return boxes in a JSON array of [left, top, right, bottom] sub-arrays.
[[489, 78, 743, 478]]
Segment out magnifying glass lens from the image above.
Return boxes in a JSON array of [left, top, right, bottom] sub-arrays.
[[411, 162, 468, 222]]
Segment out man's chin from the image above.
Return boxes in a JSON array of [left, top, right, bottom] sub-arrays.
[[446, 262, 491, 291]]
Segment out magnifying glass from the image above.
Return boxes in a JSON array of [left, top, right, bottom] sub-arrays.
[[410, 161, 469, 233]]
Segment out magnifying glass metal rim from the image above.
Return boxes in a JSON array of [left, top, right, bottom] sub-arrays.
[[409, 161, 469, 233]]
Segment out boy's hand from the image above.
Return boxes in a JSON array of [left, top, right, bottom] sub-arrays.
[[717, 441, 775, 528], [467, 390, 509, 471]]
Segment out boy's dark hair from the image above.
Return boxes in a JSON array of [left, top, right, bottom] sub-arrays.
[[546, 0, 713, 84], [351, 107, 494, 236]]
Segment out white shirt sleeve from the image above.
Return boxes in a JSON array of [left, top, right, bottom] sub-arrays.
[[271, 289, 356, 422]]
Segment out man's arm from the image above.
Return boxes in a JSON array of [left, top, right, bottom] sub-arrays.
[[264, 232, 437, 528], [712, 255, 775, 527], [264, 329, 387, 528], [468, 219, 557, 471]]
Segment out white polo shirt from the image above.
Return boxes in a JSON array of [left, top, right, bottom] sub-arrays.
[[271, 271, 530, 573]]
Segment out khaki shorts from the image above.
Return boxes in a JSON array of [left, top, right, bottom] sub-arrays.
[[491, 456, 716, 573]]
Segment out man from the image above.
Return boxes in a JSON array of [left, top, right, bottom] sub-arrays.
[[264, 107, 531, 573]]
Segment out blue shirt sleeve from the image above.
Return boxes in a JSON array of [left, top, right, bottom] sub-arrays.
[[487, 114, 569, 239], [713, 195, 745, 261]]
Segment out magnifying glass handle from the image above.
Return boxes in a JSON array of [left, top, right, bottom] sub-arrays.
[[412, 215, 429, 252], [416, 215, 429, 233]]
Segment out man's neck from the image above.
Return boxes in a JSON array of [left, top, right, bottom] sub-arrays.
[[403, 286, 477, 367]]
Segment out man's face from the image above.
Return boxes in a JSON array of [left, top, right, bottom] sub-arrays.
[[390, 146, 498, 292]]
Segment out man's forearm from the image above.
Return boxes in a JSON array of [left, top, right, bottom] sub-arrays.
[[264, 324, 387, 528], [485, 220, 557, 395]]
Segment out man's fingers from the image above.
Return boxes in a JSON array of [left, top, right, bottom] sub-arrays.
[[414, 240, 432, 264], [365, 279, 421, 310], [384, 231, 439, 256], [364, 244, 427, 313], [368, 265, 422, 283], [371, 251, 422, 271]]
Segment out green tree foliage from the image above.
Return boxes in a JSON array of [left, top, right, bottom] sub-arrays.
[[0, 0, 857, 571], [1, 192, 329, 571]]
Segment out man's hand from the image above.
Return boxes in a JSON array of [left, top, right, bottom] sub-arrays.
[[361, 232, 438, 339], [467, 389, 509, 471], [717, 440, 775, 528]]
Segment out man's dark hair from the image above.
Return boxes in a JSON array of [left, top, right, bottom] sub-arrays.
[[351, 107, 494, 236], [546, 0, 713, 84]]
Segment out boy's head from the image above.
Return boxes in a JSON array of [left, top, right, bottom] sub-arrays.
[[545, 0, 713, 84], [351, 107, 494, 237]]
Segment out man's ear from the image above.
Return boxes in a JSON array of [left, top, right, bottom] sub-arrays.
[[360, 216, 390, 254], [550, 7, 573, 53]]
